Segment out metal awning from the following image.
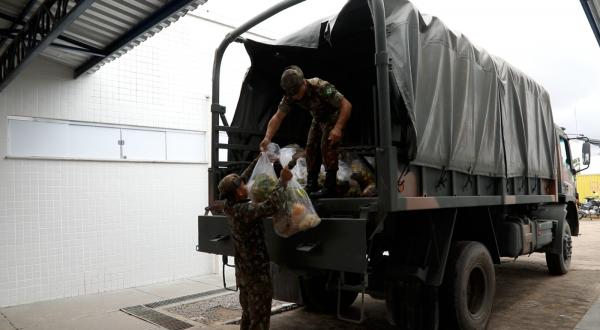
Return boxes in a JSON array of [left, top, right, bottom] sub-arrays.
[[581, 0, 600, 47], [0, 0, 207, 92]]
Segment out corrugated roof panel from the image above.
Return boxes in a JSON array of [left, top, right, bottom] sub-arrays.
[[70, 0, 206, 73], [0, 0, 206, 81]]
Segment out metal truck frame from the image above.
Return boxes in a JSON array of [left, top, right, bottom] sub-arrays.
[[197, 0, 592, 328]]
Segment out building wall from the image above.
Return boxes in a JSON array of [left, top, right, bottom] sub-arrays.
[[577, 174, 600, 201], [0, 11, 257, 307]]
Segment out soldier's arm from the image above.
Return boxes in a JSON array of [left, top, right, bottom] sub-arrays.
[[316, 79, 352, 130], [260, 99, 290, 151], [240, 155, 260, 183], [316, 79, 352, 142], [334, 97, 352, 131]]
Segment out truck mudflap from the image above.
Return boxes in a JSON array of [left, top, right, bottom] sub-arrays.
[[197, 215, 368, 274]]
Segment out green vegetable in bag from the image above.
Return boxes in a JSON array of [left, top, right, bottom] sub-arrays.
[[250, 173, 277, 202]]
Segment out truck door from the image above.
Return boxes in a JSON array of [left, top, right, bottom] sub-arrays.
[[559, 136, 576, 201]]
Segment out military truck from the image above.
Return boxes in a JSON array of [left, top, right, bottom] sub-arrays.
[[196, 0, 593, 328]]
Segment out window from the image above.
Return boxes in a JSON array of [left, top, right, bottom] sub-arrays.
[[7, 116, 206, 163], [559, 138, 572, 171]]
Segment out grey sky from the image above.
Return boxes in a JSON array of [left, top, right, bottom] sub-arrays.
[[201, 0, 600, 172]]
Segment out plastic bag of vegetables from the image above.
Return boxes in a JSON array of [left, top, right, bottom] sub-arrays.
[[273, 154, 321, 237], [247, 152, 278, 202], [279, 145, 307, 187], [350, 159, 377, 197]]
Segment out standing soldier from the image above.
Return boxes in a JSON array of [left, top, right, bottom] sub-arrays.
[[218, 163, 292, 330], [259, 65, 352, 198]]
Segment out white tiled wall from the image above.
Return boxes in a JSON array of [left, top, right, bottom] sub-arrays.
[[0, 11, 258, 307]]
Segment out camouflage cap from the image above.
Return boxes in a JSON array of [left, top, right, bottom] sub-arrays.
[[280, 65, 304, 97], [218, 173, 242, 200]]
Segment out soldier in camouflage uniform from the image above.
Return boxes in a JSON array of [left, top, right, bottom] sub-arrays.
[[218, 163, 292, 330], [260, 65, 352, 198]]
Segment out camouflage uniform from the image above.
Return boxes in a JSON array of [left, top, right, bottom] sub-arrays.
[[222, 163, 285, 330], [278, 78, 344, 174]]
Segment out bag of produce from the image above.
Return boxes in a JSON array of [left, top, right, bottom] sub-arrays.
[[247, 152, 278, 202], [273, 154, 321, 237], [350, 159, 377, 197], [279, 145, 308, 187]]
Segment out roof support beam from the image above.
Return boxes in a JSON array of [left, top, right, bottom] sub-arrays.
[[0, 0, 38, 50], [580, 0, 600, 47], [0, 0, 96, 92], [50, 42, 106, 57], [0, 29, 20, 37], [57, 35, 107, 55], [0, 33, 109, 56], [74, 0, 197, 78], [0, 10, 22, 24]]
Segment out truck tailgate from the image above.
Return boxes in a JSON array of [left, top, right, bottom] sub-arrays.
[[197, 215, 367, 274]]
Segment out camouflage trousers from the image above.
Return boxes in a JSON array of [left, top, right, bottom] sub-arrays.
[[237, 272, 273, 330], [305, 120, 339, 173]]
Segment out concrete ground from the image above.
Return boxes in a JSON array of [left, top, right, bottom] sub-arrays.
[[1, 219, 600, 330], [0, 272, 236, 330]]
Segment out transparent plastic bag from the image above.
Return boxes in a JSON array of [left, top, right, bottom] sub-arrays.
[[292, 157, 308, 187], [265, 142, 280, 163], [337, 160, 352, 182], [278, 145, 297, 169], [273, 151, 321, 237], [246, 152, 277, 202], [279, 145, 307, 187], [273, 179, 321, 237]]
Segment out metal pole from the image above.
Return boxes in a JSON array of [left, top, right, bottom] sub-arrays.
[[580, 0, 600, 48], [209, 0, 306, 204], [371, 0, 396, 212]]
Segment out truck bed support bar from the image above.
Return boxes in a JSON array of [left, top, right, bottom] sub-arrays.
[[210, 0, 306, 173], [370, 0, 397, 213]]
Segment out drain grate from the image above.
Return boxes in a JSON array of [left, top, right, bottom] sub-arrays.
[[223, 303, 299, 325], [122, 286, 296, 329], [145, 287, 234, 309], [122, 305, 193, 330]]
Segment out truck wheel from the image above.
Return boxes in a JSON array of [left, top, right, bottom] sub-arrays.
[[442, 241, 495, 330], [545, 220, 572, 275], [385, 280, 439, 329], [299, 274, 358, 312]]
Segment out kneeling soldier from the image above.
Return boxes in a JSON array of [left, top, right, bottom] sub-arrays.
[[218, 166, 292, 330]]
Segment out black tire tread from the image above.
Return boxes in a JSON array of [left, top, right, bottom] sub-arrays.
[[546, 220, 572, 275], [442, 241, 495, 330]]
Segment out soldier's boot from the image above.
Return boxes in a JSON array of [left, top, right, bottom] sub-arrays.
[[310, 170, 337, 198], [306, 171, 320, 193]]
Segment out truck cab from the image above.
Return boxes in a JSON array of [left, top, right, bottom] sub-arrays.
[[557, 127, 592, 235]]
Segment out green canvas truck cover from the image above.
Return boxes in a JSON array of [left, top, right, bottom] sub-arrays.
[[227, 0, 557, 180]]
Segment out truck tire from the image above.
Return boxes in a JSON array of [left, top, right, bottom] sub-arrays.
[[385, 280, 439, 330], [299, 274, 358, 313], [441, 241, 495, 330], [545, 220, 572, 275]]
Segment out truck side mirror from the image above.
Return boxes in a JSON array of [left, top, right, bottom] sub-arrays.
[[582, 142, 591, 166]]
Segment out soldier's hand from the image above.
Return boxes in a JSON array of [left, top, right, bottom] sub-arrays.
[[259, 137, 271, 152], [280, 167, 293, 183], [328, 127, 343, 145]]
